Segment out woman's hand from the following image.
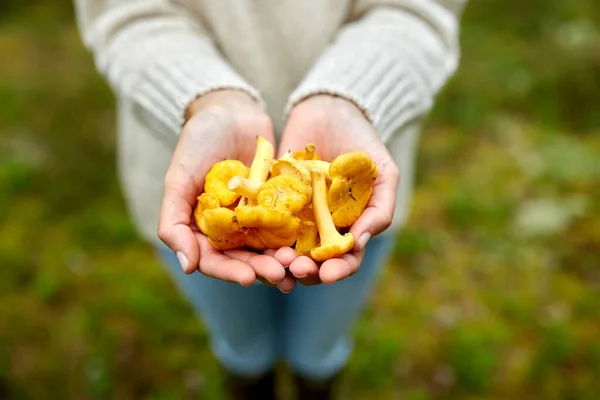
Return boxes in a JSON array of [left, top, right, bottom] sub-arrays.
[[158, 90, 296, 292], [274, 95, 400, 286]]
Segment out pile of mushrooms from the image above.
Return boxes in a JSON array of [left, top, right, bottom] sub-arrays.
[[193, 136, 378, 261]]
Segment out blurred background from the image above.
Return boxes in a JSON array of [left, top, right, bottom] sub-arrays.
[[1, 1, 599, 399]]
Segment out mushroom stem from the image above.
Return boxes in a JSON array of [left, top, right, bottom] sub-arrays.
[[228, 176, 260, 199], [239, 136, 274, 207], [248, 136, 274, 184], [299, 160, 332, 181], [305, 143, 316, 159], [310, 169, 344, 244]]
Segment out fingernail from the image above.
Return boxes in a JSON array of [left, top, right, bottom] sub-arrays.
[[297, 274, 307, 279], [279, 288, 291, 294], [359, 233, 371, 248], [176, 251, 189, 272]]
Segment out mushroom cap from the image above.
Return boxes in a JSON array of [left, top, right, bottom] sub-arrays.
[[257, 174, 310, 215], [271, 157, 312, 186], [199, 207, 246, 250], [193, 193, 220, 227], [328, 151, 378, 228], [235, 205, 300, 249], [271, 158, 313, 201], [198, 193, 220, 210], [310, 232, 354, 262], [246, 227, 298, 250], [204, 160, 249, 206]]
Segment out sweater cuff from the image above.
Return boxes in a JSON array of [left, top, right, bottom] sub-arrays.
[[135, 56, 264, 134], [286, 49, 425, 143], [285, 8, 453, 143]]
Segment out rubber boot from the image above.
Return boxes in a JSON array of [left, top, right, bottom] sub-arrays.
[[223, 369, 277, 400], [293, 372, 340, 400]]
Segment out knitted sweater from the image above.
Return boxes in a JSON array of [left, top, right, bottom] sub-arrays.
[[74, 0, 466, 244]]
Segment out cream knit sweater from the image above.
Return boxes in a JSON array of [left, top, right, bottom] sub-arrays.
[[74, 0, 466, 245]]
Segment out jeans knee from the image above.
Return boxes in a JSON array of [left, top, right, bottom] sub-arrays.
[[286, 336, 352, 379], [212, 328, 278, 377]]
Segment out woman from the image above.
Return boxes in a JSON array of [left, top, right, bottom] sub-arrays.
[[75, 0, 465, 398]]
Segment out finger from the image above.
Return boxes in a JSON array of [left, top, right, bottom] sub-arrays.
[[262, 248, 277, 257], [224, 250, 286, 284], [277, 272, 297, 293], [350, 160, 400, 252], [270, 247, 301, 267], [318, 251, 363, 284], [197, 234, 256, 286], [288, 256, 320, 279], [157, 167, 201, 274]]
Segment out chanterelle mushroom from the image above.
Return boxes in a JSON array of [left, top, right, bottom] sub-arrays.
[[204, 160, 249, 206], [240, 136, 274, 206], [199, 207, 246, 250], [235, 206, 300, 249], [328, 151, 378, 228], [193, 136, 274, 250], [257, 174, 310, 215], [193, 193, 220, 228], [227, 176, 260, 200], [310, 169, 354, 262], [270, 158, 313, 202], [295, 205, 319, 257], [230, 166, 311, 212], [293, 143, 320, 160], [297, 160, 332, 183]]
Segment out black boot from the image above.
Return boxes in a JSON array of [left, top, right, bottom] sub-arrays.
[[223, 369, 277, 400], [292, 373, 340, 400]]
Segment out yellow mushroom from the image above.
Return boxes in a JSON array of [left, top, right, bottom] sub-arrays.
[[295, 205, 319, 257], [227, 176, 260, 200], [199, 207, 247, 250], [229, 173, 309, 214], [193, 193, 220, 228], [240, 136, 274, 207], [297, 159, 332, 183], [234, 164, 309, 249], [193, 136, 274, 251], [328, 151, 378, 228], [235, 205, 300, 250], [293, 143, 321, 160], [204, 160, 249, 207], [257, 174, 310, 215], [270, 158, 313, 202], [310, 169, 354, 262]]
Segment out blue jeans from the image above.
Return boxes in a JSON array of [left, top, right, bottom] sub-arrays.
[[157, 234, 394, 380]]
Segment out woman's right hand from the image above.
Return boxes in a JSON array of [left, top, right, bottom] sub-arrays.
[[157, 90, 296, 292]]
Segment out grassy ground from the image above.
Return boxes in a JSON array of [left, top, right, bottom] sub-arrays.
[[1, 1, 599, 399]]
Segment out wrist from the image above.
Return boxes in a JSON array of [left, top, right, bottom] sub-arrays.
[[290, 94, 368, 121], [184, 89, 261, 122]]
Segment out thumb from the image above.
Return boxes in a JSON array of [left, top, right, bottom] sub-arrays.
[[350, 158, 400, 252], [157, 166, 201, 274]]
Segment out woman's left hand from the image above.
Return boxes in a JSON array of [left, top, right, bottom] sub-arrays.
[[273, 95, 400, 286]]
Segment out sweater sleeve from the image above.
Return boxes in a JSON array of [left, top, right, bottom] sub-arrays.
[[74, 0, 263, 135], [286, 0, 466, 143]]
